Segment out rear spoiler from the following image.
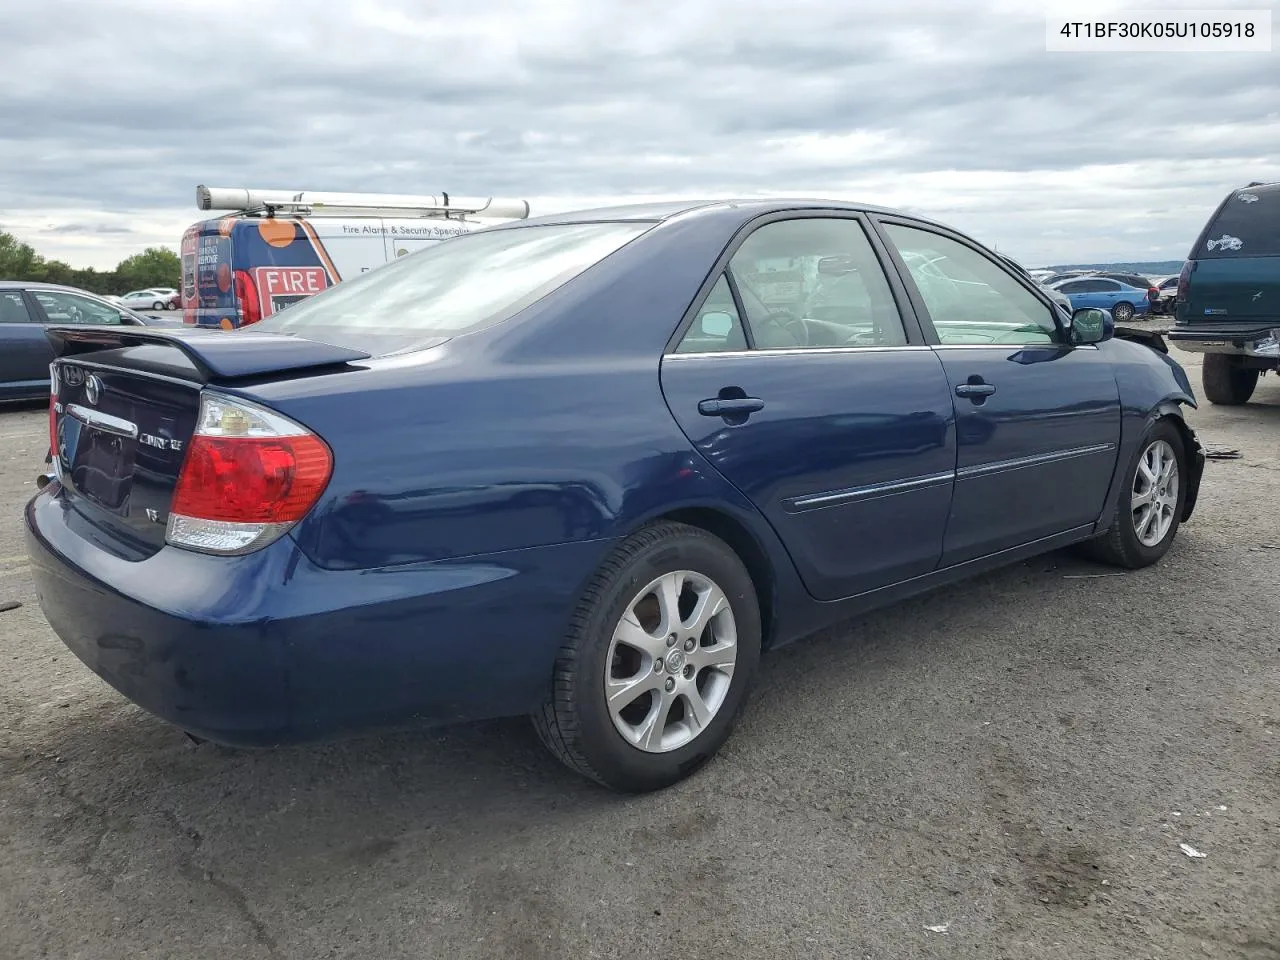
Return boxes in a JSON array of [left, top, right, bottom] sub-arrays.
[[45, 326, 371, 382]]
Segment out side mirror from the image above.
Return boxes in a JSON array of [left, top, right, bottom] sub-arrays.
[[699, 311, 735, 338], [1069, 307, 1113, 345]]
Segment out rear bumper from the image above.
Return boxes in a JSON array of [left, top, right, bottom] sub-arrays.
[[25, 484, 609, 746], [1167, 323, 1280, 358]]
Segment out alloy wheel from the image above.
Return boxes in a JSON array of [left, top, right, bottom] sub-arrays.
[[604, 570, 738, 753], [1132, 439, 1179, 547]]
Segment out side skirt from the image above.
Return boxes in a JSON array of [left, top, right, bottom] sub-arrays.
[[771, 524, 1097, 649]]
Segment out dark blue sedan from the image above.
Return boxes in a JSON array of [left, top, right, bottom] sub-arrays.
[[1, 282, 182, 401], [25, 200, 1205, 792]]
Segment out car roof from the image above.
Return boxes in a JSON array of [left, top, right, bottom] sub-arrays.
[[0, 281, 109, 295], [512, 197, 943, 229]]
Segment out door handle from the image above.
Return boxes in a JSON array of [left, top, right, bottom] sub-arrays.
[[955, 381, 996, 400], [698, 397, 765, 417]]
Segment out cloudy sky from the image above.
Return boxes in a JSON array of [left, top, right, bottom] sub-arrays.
[[1, 0, 1276, 269]]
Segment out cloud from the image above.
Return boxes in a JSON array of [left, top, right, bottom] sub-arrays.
[[1, 0, 1276, 267]]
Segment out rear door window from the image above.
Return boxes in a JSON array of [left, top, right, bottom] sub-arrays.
[[1199, 184, 1280, 258], [32, 291, 125, 324], [0, 291, 33, 323], [727, 217, 908, 349], [673, 274, 748, 353]]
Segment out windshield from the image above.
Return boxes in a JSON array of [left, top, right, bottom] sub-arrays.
[[253, 221, 652, 354]]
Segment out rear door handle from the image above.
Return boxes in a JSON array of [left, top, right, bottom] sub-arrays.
[[955, 382, 996, 398], [698, 397, 765, 417]]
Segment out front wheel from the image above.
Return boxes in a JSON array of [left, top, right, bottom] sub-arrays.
[[532, 521, 761, 792], [1080, 419, 1186, 568], [1111, 301, 1135, 322], [152, 301, 165, 311], [1202, 353, 1258, 405]]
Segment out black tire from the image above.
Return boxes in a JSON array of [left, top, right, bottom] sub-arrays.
[[1202, 353, 1258, 406], [1080, 418, 1187, 569], [532, 521, 761, 793], [1111, 301, 1135, 322]]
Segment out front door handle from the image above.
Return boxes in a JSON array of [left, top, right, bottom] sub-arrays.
[[955, 378, 996, 404], [698, 397, 765, 417]]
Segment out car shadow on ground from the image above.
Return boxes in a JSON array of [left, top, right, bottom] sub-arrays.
[[16, 544, 1130, 858]]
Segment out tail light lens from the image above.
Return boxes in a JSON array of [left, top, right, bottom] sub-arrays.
[[233, 270, 262, 327], [47, 363, 60, 462], [1147, 286, 1159, 301], [167, 393, 332, 555], [1176, 261, 1193, 302]]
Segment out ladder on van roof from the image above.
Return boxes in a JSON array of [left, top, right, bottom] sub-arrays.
[[196, 185, 531, 221]]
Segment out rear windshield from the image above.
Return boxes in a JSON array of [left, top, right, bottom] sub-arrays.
[[1198, 184, 1280, 259], [252, 221, 651, 353]]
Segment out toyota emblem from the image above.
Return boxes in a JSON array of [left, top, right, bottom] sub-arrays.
[[84, 374, 103, 406]]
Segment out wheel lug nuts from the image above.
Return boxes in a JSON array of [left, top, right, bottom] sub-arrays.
[[654, 658, 663, 673], [664, 678, 675, 692], [683, 638, 696, 652], [683, 665, 694, 679], [666, 634, 677, 647]]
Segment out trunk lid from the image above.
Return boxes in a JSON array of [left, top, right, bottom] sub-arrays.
[[47, 326, 370, 557], [1181, 256, 1280, 324]]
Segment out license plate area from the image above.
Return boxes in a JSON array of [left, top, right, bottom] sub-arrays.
[[63, 404, 138, 515]]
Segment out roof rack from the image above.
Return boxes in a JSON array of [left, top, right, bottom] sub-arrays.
[[195, 185, 530, 221]]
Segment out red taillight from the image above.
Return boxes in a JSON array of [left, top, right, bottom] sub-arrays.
[[233, 270, 262, 327], [166, 394, 332, 554], [171, 434, 331, 523], [1148, 286, 1159, 301], [1176, 261, 1193, 302]]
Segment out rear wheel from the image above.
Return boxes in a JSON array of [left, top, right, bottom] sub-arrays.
[[1080, 419, 1186, 568], [1111, 301, 1135, 322], [532, 521, 761, 792], [1202, 353, 1258, 405]]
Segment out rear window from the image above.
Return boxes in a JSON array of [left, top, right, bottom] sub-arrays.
[[1198, 184, 1280, 258], [253, 221, 651, 353]]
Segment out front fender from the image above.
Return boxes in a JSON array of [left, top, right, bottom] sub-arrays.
[[1095, 339, 1203, 531]]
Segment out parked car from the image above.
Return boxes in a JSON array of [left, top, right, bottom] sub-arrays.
[[117, 289, 174, 311], [26, 199, 1205, 792], [1, 282, 182, 401], [1095, 272, 1154, 289], [1051, 275, 1153, 322], [1042, 270, 1091, 285], [1168, 181, 1280, 404], [1150, 276, 1179, 316]]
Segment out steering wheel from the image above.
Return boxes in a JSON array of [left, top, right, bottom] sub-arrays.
[[761, 306, 809, 347]]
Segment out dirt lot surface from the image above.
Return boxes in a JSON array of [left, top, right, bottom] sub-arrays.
[[1, 349, 1277, 960]]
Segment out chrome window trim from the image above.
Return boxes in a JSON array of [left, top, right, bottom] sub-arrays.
[[663, 345, 932, 360]]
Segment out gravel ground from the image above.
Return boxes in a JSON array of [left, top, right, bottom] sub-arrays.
[[1, 349, 1277, 960]]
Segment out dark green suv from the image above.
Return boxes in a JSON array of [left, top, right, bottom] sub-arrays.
[[1169, 181, 1280, 405]]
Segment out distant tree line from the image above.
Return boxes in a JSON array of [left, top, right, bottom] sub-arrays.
[[0, 230, 180, 295]]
